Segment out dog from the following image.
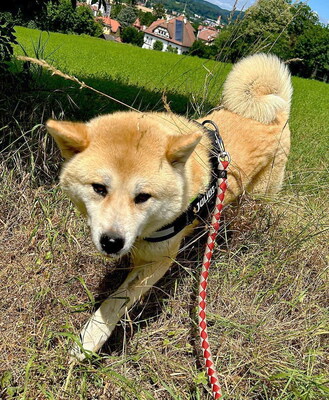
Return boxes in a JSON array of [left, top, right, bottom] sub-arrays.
[[46, 53, 292, 360]]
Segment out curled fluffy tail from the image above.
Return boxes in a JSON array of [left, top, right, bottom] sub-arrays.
[[222, 53, 292, 124]]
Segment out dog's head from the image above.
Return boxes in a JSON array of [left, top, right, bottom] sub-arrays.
[[47, 112, 203, 257]]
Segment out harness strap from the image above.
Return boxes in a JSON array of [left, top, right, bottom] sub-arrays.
[[144, 120, 225, 243]]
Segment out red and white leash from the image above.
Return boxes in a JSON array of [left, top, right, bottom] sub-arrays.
[[198, 152, 230, 399]]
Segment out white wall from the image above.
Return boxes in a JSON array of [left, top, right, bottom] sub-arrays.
[[142, 34, 188, 54]]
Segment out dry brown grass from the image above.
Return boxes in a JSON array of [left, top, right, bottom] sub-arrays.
[[1, 161, 328, 399], [1, 50, 328, 399]]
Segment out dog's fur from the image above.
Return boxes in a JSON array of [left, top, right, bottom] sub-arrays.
[[46, 53, 292, 359]]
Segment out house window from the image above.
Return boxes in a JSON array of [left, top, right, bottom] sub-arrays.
[[155, 28, 169, 38]]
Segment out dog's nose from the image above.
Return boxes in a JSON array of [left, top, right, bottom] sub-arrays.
[[100, 234, 125, 255]]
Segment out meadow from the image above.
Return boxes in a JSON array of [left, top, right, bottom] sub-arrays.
[[0, 27, 328, 399]]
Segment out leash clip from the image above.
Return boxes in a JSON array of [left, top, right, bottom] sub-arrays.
[[201, 120, 226, 153]]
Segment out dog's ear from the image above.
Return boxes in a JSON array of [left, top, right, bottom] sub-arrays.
[[166, 133, 202, 165], [46, 119, 90, 159]]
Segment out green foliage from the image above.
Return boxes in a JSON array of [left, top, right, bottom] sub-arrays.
[[44, 0, 77, 33], [117, 6, 137, 28], [213, 0, 329, 81], [110, 4, 124, 18], [138, 11, 156, 27], [42, 0, 102, 36], [0, 13, 17, 73], [244, 0, 292, 36], [167, 45, 177, 54], [13, 26, 230, 109], [75, 5, 103, 36], [293, 25, 329, 81], [188, 39, 216, 59], [286, 2, 328, 81], [288, 2, 319, 38], [121, 26, 144, 47], [153, 39, 163, 51], [152, 0, 242, 23], [215, 0, 292, 61], [0, 0, 53, 21], [152, 3, 166, 19]]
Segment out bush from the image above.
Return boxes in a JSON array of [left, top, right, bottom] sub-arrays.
[[153, 40, 163, 51], [167, 45, 178, 54], [121, 27, 144, 47]]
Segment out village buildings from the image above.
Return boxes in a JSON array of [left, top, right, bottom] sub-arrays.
[[142, 16, 196, 54], [79, 1, 222, 53]]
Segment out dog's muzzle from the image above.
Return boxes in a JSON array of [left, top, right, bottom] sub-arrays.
[[100, 233, 125, 255]]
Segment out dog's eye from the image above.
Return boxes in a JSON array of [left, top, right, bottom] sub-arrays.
[[134, 193, 152, 204], [92, 183, 107, 197]]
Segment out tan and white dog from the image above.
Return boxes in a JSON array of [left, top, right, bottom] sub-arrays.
[[46, 53, 292, 359]]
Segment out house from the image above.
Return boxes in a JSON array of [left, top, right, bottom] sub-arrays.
[[142, 16, 196, 54], [84, 0, 111, 17], [133, 18, 143, 30], [97, 16, 121, 38], [197, 25, 219, 45]]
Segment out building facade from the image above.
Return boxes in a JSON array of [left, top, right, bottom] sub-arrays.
[[142, 16, 196, 54]]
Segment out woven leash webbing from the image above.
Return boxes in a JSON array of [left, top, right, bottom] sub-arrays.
[[198, 157, 229, 399]]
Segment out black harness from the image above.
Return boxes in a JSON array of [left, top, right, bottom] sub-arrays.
[[144, 120, 226, 243]]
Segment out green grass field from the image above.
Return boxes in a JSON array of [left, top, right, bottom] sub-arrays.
[[13, 27, 329, 186], [0, 27, 328, 400], [13, 27, 229, 101]]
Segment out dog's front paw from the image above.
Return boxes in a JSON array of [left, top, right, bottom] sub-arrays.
[[69, 313, 112, 361], [69, 342, 87, 362]]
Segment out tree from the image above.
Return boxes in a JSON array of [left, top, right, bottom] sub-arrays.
[[293, 24, 329, 81], [43, 0, 102, 36], [212, 0, 328, 81], [153, 40, 163, 51], [153, 3, 166, 20], [75, 4, 103, 36], [45, 0, 78, 33], [0, 0, 59, 26], [189, 40, 207, 58], [138, 11, 156, 27], [117, 6, 137, 28], [288, 2, 320, 52], [0, 1, 55, 19], [121, 26, 144, 46], [214, 0, 293, 62], [111, 4, 124, 18]]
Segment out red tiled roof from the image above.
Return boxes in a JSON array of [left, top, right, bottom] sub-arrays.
[[198, 25, 216, 31], [143, 16, 196, 47], [198, 28, 219, 42], [133, 18, 141, 29], [98, 17, 121, 33]]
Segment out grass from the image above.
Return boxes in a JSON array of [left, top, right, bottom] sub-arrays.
[[0, 27, 328, 399], [12, 27, 329, 182], [13, 26, 230, 116]]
